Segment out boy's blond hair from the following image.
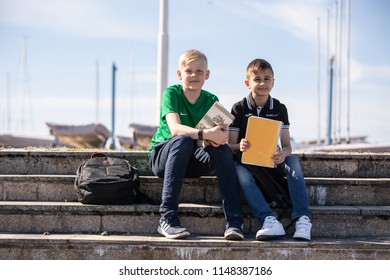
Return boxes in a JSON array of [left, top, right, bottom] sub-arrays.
[[179, 49, 208, 68], [246, 58, 274, 78]]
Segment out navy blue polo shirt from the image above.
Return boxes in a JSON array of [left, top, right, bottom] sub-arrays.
[[229, 93, 290, 142]]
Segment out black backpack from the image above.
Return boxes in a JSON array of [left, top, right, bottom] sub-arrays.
[[74, 152, 153, 205], [244, 164, 291, 210]]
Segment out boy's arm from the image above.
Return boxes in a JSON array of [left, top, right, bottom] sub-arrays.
[[228, 131, 240, 152], [166, 112, 228, 145], [280, 128, 292, 155], [273, 128, 292, 165], [166, 112, 199, 139]]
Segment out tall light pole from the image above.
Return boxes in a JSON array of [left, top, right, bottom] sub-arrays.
[[105, 62, 119, 150], [156, 0, 169, 124]]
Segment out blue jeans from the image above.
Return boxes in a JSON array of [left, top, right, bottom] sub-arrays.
[[150, 135, 243, 226], [235, 155, 311, 224]]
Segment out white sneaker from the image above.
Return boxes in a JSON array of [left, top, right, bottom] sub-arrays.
[[256, 216, 286, 241], [293, 215, 312, 241]]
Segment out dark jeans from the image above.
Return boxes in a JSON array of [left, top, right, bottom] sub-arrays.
[[150, 135, 243, 226]]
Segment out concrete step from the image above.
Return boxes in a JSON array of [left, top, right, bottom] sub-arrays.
[[1, 149, 389, 260], [1, 233, 389, 260], [1, 150, 389, 178], [0, 201, 389, 238], [1, 175, 389, 206]]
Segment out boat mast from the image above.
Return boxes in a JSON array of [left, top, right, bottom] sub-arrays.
[[317, 17, 321, 145], [95, 60, 100, 123], [345, 0, 351, 143]]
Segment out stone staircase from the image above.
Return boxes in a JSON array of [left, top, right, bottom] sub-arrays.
[[0, 149, 389, 259]]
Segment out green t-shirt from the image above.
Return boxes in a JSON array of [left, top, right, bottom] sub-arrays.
[[149, 84, 218, 151]]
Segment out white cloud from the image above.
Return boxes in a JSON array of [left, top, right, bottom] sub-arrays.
[[0, 0, 156, 39], [350, 58, 390, 85], [250, 0, 327, 40], [217, 0, 327, 43]]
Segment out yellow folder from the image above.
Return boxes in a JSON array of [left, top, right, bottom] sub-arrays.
[[241, 116, 282, 168]]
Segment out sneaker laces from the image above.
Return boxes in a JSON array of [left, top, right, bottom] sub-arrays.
[[262, 216, 277, 229], [162, 211, 182, 228], [296, 216, 311, 231], [226, 221, 243, 230]]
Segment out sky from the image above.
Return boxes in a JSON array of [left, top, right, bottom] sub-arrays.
[[0, 0, 389, 145]]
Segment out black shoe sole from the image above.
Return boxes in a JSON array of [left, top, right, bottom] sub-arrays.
[[256, 234, 285, 241]]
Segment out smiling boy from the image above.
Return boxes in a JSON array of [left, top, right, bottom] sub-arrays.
[[229, 58, 312, 241], [149, 49, 244, 240]]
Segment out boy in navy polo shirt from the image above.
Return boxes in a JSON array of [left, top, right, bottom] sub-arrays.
[[149, 49, 244, 240], [229, 58, 312, 241]]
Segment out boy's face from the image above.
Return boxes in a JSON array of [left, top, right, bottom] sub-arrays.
[[177, 59, 209, 92], [245, 69, 274, 98]]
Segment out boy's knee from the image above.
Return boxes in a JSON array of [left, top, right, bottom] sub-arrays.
[[171, 135, 193, 151], [215, 144, 232, 155], [285, 155, 304, 174], [286, 155, 300, 166], [210, 144, 233, 160]]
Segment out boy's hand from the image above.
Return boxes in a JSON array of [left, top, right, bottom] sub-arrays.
[[273, 146, 286, 164], [204, 125, 228, 146], [240, 138, 251, 152]]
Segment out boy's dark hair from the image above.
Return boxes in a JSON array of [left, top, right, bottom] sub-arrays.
[[246, 58, 274, 77]]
